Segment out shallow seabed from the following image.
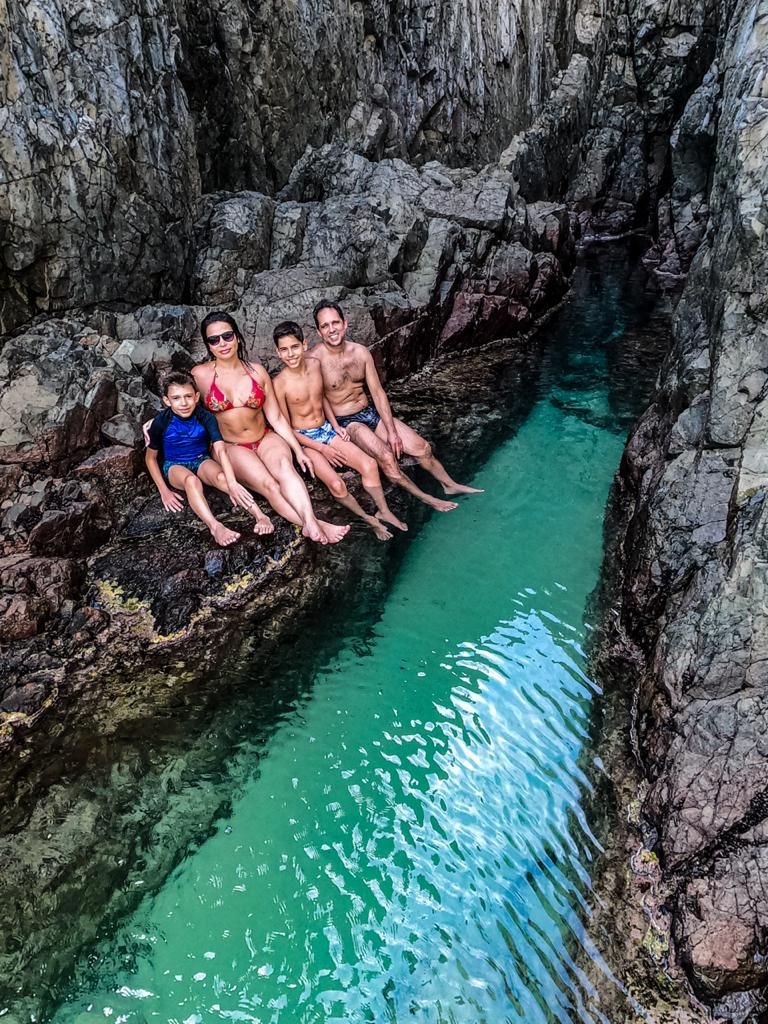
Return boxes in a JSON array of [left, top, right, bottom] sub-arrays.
[[23, 247, 668, 1024]]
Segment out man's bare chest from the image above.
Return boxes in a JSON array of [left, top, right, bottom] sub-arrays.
[[323, 358, 364, 392]]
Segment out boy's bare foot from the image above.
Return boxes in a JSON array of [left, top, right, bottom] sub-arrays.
[[369, 518, 393, 541], [443, 483, 484, 495], [245, 502, 275, 535], [376, 510, 408, 532], [210, 522, 240, 546], [319, 519, 350, 544], [425, 496, 458, 512]]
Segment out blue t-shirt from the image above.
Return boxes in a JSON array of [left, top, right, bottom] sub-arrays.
[[148, 407, 223, 464]]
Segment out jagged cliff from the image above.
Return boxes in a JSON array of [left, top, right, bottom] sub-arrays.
[[1, 0, 768, 1017], [599, 0, 768, 1016]]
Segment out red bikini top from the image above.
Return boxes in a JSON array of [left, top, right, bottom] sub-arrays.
[[204, 366, 266, 413]]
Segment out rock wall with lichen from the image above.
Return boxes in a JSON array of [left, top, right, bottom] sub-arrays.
[[597, 0, 768, 1015]]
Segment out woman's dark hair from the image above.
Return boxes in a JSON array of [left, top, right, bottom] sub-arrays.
[[200, 311, 255, 369], [161, 371, 198, 395], [273, 320, 304, 345], [312, 300, 345, 327]]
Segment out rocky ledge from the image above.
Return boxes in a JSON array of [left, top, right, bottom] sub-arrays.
[[0, 143, 575, 753]]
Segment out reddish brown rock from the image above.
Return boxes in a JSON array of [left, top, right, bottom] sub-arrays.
[[75, 446, 141, 482]]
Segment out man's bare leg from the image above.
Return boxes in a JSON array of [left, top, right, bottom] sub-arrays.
[[347, 424, 458, 512], [198, 460, 274, 536], [327, 437, 407, 531], [306, 449, 392, 541], [381, 418, 483, 496], [258, 433, 349, 544]]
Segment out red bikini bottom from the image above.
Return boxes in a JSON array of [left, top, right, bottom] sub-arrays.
[[236, 427, 272, 452]]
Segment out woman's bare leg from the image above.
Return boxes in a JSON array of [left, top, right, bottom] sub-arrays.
[[257, 434, 349, 544]]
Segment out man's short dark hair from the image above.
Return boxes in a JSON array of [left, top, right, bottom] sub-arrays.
[[161, 371, 197, 395], [312, 300, 345, 327], [273, 320, 304, 345]]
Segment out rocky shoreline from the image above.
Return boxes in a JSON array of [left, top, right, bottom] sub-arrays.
[[2, 0, 768, 1017]]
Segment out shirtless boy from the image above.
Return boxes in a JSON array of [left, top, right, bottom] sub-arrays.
[[273, 321, 408, 542], [311, 301, 482, 511]]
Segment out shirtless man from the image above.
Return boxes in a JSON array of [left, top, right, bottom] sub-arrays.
[[273, 320, 408, 542], [311, 300, 482, 512]]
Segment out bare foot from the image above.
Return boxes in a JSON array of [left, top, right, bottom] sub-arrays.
[[368, 518, 393, 541], [302, 519, 328, 544], [376, 510, 408, 532], [210, 522, 240, 546], [425, 496, 458, 512], [246, 502, 274, 535], [318, 519, 350, 544], [443, 483, 484, 495]]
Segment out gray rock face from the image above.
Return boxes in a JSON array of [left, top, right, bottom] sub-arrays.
[[0, 0, 580, 333], [603, 0, 768, 1006]]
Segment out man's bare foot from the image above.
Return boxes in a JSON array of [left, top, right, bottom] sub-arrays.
[[246, 503, 274, 535], [369, 518, 393, 541], [376, 510, 408, 532], [318, 519, 350, 544], [425, 496, 458, 512], [210, 522, 240, 546], [443, 483, 484, 495], [302, 519, 328, 544]]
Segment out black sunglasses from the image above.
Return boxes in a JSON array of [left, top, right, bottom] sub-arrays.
[[206, 330, 236, 346]]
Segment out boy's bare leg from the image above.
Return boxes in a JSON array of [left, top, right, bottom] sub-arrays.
[[380, 418, 484, 496], [256, 433, 349, 544], [198, 459, 274, 536], [167, 465, 240, 547], [306, 449, 392, 541], [347, 424, 458, 513], [327, 437, 408, 532]]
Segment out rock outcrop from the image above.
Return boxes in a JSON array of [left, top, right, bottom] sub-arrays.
[[1, 0, 581, 335], [599, 0, 768, 1012], [0, 139, 575, 752]]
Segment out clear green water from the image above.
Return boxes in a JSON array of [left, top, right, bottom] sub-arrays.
[[45, 252, 665, 1024]]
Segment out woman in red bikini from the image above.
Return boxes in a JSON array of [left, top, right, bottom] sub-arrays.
[[192, 312, 349, 545]]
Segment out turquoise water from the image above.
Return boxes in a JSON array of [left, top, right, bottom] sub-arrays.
[[45, 252, 664, 1024]]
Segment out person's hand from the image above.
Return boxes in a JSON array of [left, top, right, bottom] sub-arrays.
[[324, 446, 346, 468], [388, 428, 403, 459], [229, 482, 255, 509], [296, 450, 315, 477], [335, 426, 350, 442], [142, 418, 154, 446], [161, 489, 185, 513]]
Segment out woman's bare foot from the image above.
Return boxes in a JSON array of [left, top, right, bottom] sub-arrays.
[[425, 496, 458, 512], [376, 510, 408, 532], [318, 519, 350, 544], [210, 522, 240, 546], [245, 501, 275, 535], [443, 483, 484, 495]]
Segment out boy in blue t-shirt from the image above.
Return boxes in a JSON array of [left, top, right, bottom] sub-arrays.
[[145, 372, 273, 545]]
